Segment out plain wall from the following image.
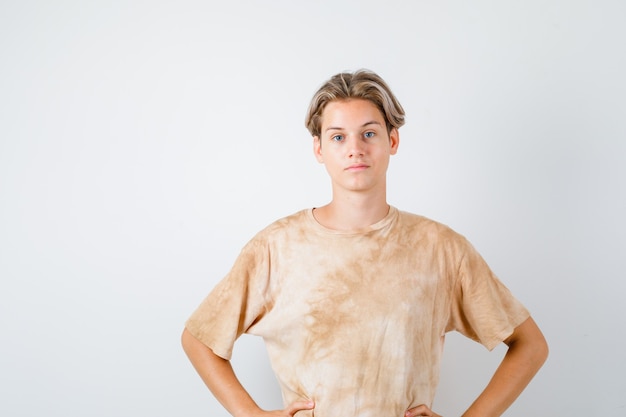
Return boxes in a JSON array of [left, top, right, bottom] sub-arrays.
[[1, 1, 625, 416]]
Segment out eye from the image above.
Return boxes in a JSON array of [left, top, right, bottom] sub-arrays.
[[331, 134, 344, 142], [364, 131, 375, 139]]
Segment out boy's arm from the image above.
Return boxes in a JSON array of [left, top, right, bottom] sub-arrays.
[[406, 316, 548, 417], [181, 328, 315, 417], [405, 317, 548, 417], [462, 316, 548, 417]]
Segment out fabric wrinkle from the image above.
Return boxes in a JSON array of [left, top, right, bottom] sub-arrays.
[[184, 206, 530, 416]]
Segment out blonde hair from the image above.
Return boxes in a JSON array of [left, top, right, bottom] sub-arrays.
[[304, 69, 405, 137]]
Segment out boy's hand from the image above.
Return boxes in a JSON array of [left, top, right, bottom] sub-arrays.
[[252, 400, 315, 417], [405, 404, 442, 417], [282, 400, 315, 416]]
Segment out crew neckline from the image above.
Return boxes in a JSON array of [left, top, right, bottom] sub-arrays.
[[305, 206, 398, 236]]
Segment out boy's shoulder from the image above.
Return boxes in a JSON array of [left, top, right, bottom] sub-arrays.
[[395, 209, 475, 251], [396, 209, 457, 234], [247, 209, 311, 241]]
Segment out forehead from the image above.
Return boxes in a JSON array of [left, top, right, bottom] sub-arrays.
[[320, 99, 385, 128]]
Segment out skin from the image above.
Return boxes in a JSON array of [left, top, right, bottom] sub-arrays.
[[181, 98, 548, 417]]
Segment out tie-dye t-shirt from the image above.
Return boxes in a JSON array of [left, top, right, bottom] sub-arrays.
[[185, 207, 529, 417]]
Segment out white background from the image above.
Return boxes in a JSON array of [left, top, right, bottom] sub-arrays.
[[1, 1, 625, 416]]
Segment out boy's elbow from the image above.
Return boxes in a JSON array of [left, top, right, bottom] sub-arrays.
[[506, 316, 549, 369], [534, 331, 549, 368], [527, 318, 549, 367]]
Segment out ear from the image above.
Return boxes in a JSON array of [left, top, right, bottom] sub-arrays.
[[389, 128, 400, 155], [313, 136, 324, 163]]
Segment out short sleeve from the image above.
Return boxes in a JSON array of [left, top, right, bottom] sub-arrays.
[[185, 237, 272, 359], [446, 236, 530, 350]]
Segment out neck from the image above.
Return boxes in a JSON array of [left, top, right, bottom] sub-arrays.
[[313, 189, 390, 231]]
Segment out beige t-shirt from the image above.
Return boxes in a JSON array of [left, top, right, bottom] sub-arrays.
[[186, 207, 529, 417]]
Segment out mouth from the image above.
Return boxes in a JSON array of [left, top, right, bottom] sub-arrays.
[[345, 163, 369, 171]]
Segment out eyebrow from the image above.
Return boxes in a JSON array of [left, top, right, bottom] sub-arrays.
[[324, 120, 382, 133]]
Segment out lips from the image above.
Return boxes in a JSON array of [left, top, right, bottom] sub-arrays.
[[345, 163, 369, 171]]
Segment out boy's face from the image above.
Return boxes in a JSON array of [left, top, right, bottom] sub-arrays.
[[313, 99, 399, 195]]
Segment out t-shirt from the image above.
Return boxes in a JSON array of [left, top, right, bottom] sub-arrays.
[[185, 207, 530, 417]]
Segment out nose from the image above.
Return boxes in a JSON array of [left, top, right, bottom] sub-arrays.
[[347, 135, 365, 157]]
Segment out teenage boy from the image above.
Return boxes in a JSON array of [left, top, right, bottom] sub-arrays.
[[182, 69, 548, 417]]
